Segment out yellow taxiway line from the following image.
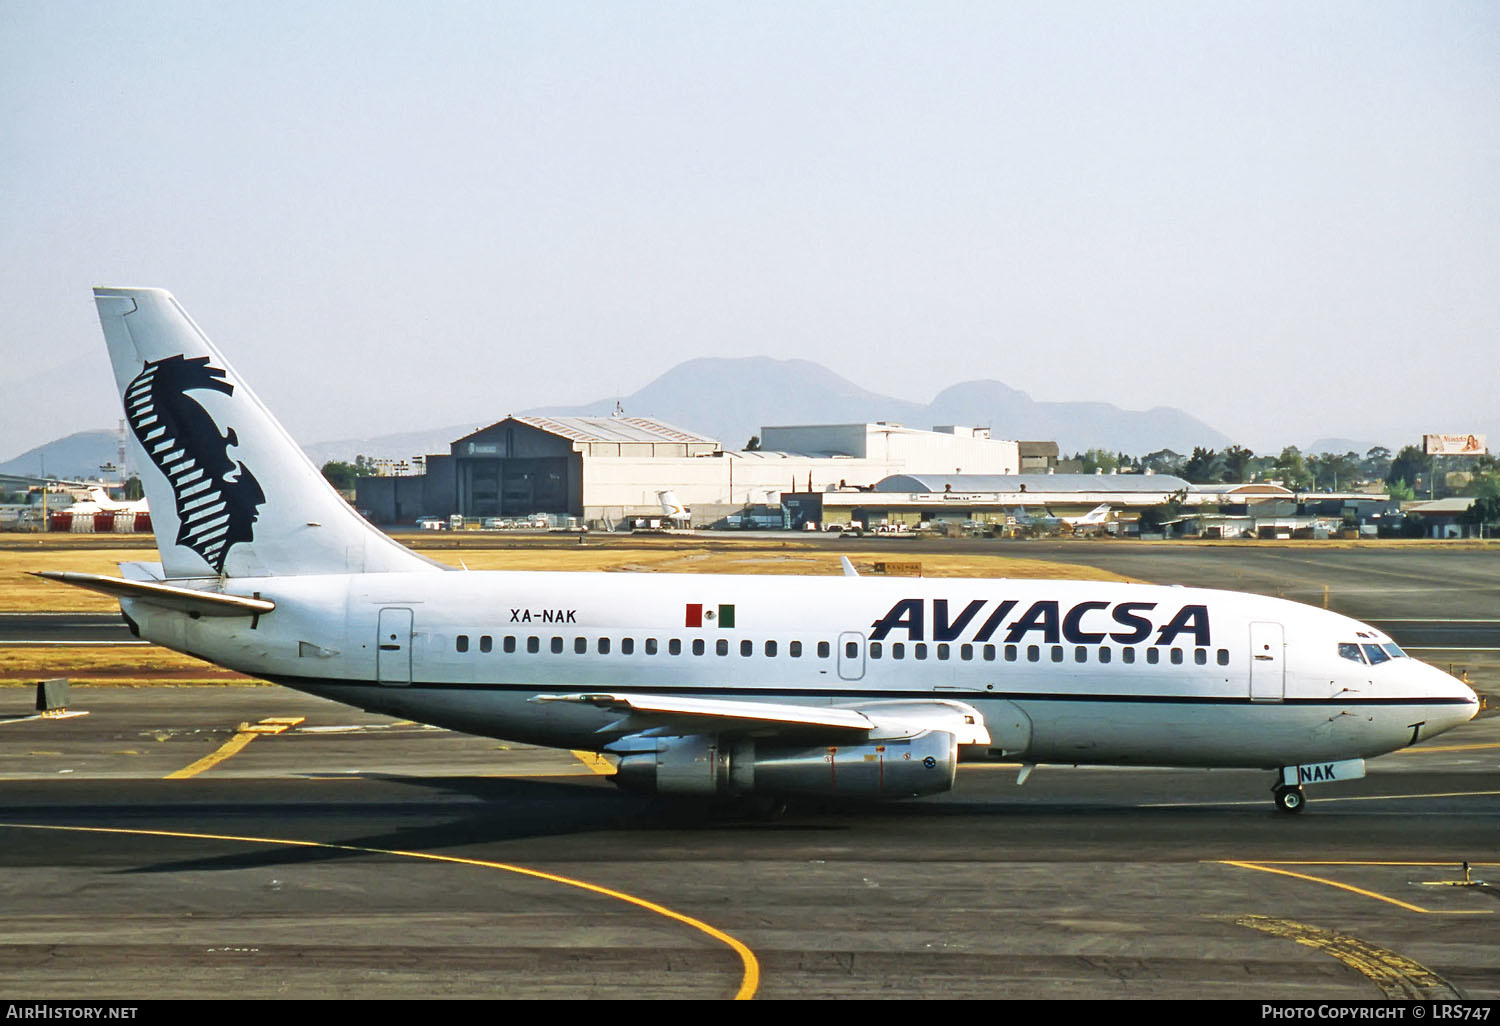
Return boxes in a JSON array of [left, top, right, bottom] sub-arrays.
[[164, 716, 305, 779], [570, 750, 617, 775], [0, 821, 759, 1000], [1215, 860, 1493, 915]]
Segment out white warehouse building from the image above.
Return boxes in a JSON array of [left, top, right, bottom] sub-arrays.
[[358, 418, 1023, 527]]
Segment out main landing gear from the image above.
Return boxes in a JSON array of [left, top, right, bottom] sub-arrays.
[[1271, 782, 1305, 814]]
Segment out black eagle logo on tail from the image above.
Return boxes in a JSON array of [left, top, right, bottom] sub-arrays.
[[124, 355, 266, 573]]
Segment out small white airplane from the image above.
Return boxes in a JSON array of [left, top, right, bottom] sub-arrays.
[[41, 289, 1479, 813], [1009, 503, 1112, 531], [1061, 503, 1113, 528], [66, 486, 150, 517]]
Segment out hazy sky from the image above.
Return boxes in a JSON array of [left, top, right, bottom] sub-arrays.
[[3, 1, 1496, 457]]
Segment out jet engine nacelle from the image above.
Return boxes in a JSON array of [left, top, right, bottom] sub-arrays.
[[612, 729, 958, 799]]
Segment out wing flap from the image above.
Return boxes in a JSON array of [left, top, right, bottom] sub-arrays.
[[33, 572, 275, 618]]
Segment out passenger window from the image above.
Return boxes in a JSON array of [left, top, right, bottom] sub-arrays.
[[527, 636, 539, 654], [790, 640, 802, 658], [669, 639, 682, 655], [456, 635, 469, 653], [716, 639, 729, 656], [646, 638, 658, 655], [550, 637, 563, 654], [1122, 648, 1135, 664], [1338, 642, 1365, 663], [1074, 646, 1087, 663], [817, 642, 830, 658], [983, 644, 996, 662], [692, 639, 704, 656], [574, 637, 586, 654], [742, 640, 753, 657], [1098, 646, 1111, 663], [892, 642, 905, 659], [1005, 645, 1017, 662], [480, 635, 492, 653], [1146, 648, 1159, 664], [915, 643, 928, 661], [621, 638, 634, 655], [1027, 645, 1039, 662], [869, 642, 881, 659], [598, 637, 611, 654], [1050, 646, 1063, 663], [937, 644, 949, 660], [765, 640, 777, 657], [846, 641, 859, 659], [1194, 649, 1207, 665], [1216, 648, 1229, 665], [1362, 644, 1390, 665], [1170, 649, 1183, 665], [503, 636, 516, 653]]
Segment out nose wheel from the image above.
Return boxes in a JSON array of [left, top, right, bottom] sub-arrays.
[[1272, 783, 1305, 813]]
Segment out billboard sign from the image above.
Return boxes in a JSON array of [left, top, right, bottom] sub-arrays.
[[1422, 434, 1488, 456]]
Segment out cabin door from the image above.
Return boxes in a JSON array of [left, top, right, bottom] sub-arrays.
[[377, 607, 414, 686], [1248, 621, 1285, 702]]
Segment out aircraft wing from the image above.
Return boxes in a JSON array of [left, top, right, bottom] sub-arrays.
[[534, 692, 876, 738], [533, 692, 991, 744], [33, 572, 275, 618]]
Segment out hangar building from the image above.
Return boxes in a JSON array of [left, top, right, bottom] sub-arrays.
[[357, 418, 1025, 527]]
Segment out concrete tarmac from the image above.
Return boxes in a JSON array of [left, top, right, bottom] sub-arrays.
[[1, 685, 1496, 1001]]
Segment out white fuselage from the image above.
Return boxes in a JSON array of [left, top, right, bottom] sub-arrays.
[[124, 570, 1479, 770]]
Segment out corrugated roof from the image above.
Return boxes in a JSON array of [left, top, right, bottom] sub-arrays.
[[876, 473, 1192, 493], [508, 415, 718, 445]]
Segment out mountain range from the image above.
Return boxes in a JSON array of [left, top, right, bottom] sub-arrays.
[[8, 356, 1260, 478]]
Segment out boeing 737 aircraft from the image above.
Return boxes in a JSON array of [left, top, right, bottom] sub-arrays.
[[41, 289, 1479, 813]]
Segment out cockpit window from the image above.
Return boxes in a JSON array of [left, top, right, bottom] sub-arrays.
[[1361, 643, 1391, 665], [1338, 642, 1365, 663], [1381, 642, 1406, 659]]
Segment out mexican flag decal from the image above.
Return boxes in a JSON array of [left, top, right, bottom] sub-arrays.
[[685, 603, 736, 628]]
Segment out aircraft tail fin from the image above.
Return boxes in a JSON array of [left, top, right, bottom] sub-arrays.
[[92, 287, 442, 579], [657, 490, 691, 523]]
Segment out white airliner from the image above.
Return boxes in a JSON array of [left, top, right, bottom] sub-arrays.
[[42, 289, 1479, 813]]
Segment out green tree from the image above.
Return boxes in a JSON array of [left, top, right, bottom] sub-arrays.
[[1138, 488, 1189, 533], [322, 460, 360, 491], [1220, 445, 1254, 483], [1181, 447, 1220, 484], [123, 475, 144, 501], [1386, 479, 1416, 502], [1272, 446, 1313, 491], [1142, 449, 1185, 476], [1077, 448, 1119, 474], [1387, 445, 1427, 493], [1362, 446, 1392, 482], [1465, 474, 1500, 535]]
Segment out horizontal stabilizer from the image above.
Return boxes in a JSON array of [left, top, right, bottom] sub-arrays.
[[33, 572, 275, 618]]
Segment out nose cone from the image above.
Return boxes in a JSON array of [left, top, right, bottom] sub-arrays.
[[1417, 661, 1482, 740]]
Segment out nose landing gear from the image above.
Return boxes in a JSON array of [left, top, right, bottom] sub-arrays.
[[1272, 783, 1305, 813]]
